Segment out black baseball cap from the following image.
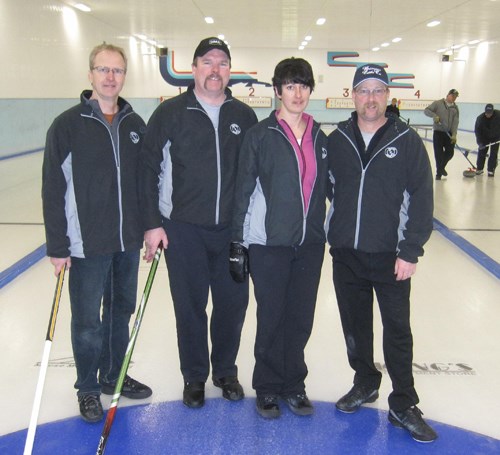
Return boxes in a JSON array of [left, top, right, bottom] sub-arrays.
[[485, 103, 494, 113], [353, 64, 389, 88], [193, 37, 231, 60], [448, 89, 459, 96]]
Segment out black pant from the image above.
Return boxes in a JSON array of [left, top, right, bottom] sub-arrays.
[[250, 243, 324, 396], [331, 248, 419, 411], [433, 130, 455, 176], [163, 218, 249, 382], [476, 142, 499, 173]]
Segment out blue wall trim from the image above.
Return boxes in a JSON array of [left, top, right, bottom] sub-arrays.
[[0, 147, 44, 161], [433, 218, 500, 279], [0, 244, 46, 289]]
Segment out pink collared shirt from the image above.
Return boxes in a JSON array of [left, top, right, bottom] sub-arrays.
[[276, 111, 317, 213]]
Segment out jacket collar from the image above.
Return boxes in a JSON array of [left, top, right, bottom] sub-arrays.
[[186, 83, 234, 108]]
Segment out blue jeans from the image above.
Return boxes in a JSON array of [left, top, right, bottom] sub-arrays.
[[68, 250, 139, 396]]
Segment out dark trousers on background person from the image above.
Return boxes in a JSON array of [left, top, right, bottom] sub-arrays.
[[163, 218, 249, 383], [331, 248, 419, 412], [249, 243, 324, 397], [69, 250, 140, 396], [476, 142, 499, 173], [433, 130, 455, 177]]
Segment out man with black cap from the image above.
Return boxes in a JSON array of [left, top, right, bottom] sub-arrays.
[[474, 103, 500, 177], [327, 64, 437, 443], [424, 89, 460, 179], [140, 37, 258, 408]]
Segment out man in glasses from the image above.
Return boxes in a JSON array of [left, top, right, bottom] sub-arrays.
[[326, 64, 436, 443], [42, 43, 151, 423]]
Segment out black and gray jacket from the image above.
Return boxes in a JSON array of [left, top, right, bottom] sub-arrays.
[[42, 90, 146, 258], [474, 110, 500, 145], [232, 111, 329, 247], [140, 85, 258, 229], [326, 113, 434, 263]]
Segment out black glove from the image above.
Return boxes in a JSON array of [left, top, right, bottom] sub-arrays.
[[229, 242, 249, 283]]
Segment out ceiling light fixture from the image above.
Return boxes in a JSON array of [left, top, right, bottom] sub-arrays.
[[299, 45, 305, 50], [316, 18, 326, 25], [392, 37, 402, 43], [427, 20, 441, 27], [218, 34, 225, 40], [381, 42, 390, 47], [305, 36, 312, 41], [468, 39, 481, 45], [436, 48, 448, 53], [372, 47, 380, 51], [301, 41, 308, 46], [74, 3, 91, 12], [205, 17, 214, 24]]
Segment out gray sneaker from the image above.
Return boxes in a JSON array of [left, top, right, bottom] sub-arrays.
[[389, 406, 438, 443], [335, 384, 379, 413], [78, 394, 103, 423]]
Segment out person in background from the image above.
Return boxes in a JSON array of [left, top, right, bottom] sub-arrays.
[[424, 89, 460, 180], [327, 64, 437, 443], [42, 43, 151, 423], [474, 103, 500, 177], [231, 57, 328, 419], [140, 37, 258, 409], [386, 97, 400, 118]]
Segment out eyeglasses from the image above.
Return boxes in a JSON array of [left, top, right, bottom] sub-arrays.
[[355, 87, 387, 97], [92, 66, 126, 76]]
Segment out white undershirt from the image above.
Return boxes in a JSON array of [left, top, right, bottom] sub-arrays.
[[196, 97, 221, 129], [361, 131, 375, 148]]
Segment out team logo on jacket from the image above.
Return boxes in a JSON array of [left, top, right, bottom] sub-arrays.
[[322, 147, 327, 159], [130, 131, 140, 144], [230, 123, 241, 135], [384, 147, 398, 158]]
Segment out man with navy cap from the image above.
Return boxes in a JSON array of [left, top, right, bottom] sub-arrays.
[[474, 103, 500, 177], [140, 37, 257, 408], [424, 89, 460, 179], [326, 64, 437, 443]]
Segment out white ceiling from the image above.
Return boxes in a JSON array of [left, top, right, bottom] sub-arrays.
[[61, 0, 500, 55]]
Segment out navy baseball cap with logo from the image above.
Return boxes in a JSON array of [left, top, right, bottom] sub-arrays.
[[193, 37, 231, 60], [485, 103, 494, 113], [353, 64, 389, 88]]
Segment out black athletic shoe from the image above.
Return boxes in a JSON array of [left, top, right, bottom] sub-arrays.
[[435, 174, 441, 180], [335, 384, 379, 413], [183, 381, 205, 408], [256, 394, 281, 419], [78, 394, 103, 423], [442, 169, 448, 176], [283, 392, 314, 416], [213, 376, 244, 401], [100, 375, 152, 399], [389, 406, 438, 443]]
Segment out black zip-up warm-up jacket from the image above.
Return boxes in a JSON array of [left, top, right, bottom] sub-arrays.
[[232, 111, 329, 247], [42, 90, 146, 259], [326, 113, 434, 263], [474, 110, 500, 145], [140, 85, 258, 230]]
